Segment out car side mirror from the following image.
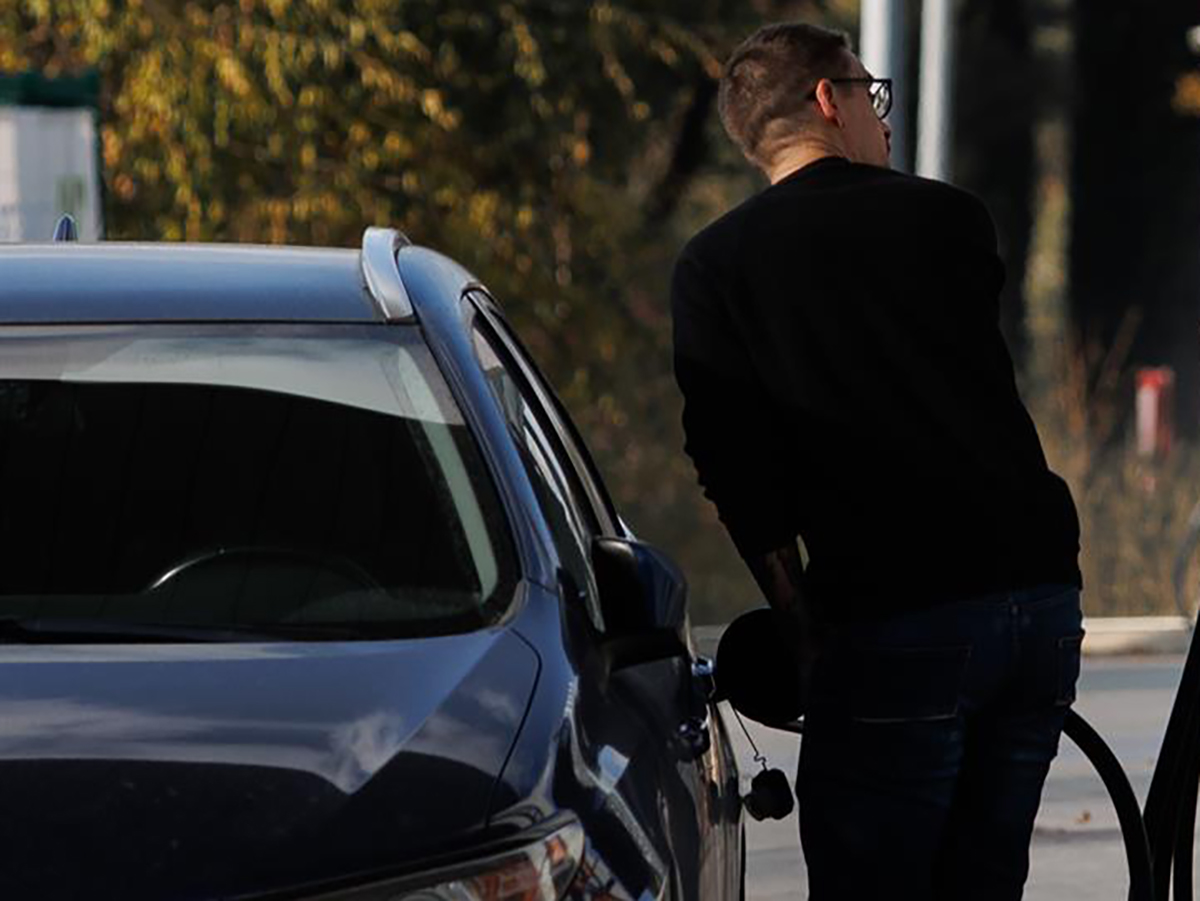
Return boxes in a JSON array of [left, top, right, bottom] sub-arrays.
[[591, 536, 689, 671]]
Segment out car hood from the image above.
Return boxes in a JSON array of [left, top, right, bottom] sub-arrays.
[[0, 627, 540, 900]]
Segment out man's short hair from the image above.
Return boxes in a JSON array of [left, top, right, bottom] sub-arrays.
[[718, 22, 854, 169]]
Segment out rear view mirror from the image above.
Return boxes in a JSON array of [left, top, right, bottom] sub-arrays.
[[591, 537, 689, 671]]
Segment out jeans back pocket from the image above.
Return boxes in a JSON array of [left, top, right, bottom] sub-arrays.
[[1056, 633, 1084, 707], [840, 644, 973, 724]]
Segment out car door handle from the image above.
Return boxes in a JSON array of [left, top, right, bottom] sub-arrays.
[[692, 655, 716, 700], [678, 715, 711, 757], [675, 656, 714, 758]]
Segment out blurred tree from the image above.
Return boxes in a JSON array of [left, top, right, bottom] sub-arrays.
[[953, 0, 1036, 367], [1070, 0, 1200, 442]]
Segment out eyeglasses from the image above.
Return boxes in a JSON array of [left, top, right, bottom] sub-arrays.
[[807, 77, 893, 120]]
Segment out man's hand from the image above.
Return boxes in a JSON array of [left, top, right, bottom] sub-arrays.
[[740, 538, 826, 707]]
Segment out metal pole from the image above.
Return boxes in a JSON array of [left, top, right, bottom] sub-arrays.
[[916, 0, 956, 181], [859, 0, 909, 171]]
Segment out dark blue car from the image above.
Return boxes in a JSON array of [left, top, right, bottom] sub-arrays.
[[0, 228, 744, 900]]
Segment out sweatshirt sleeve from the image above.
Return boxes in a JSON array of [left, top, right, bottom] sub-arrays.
[[670, 244, 801, 559]]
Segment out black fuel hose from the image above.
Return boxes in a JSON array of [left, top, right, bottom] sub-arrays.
[[1170, 730, 1198, 901], [1061, 710, 1153, 901], [1143, 622, 1200, 901]]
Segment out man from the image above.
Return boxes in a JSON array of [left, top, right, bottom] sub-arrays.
[[671, 22, 1085, 901]]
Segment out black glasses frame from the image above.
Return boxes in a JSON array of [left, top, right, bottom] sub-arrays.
[[807, 77, 893, 120]]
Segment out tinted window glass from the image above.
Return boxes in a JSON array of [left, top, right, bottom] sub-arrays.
[[468, 294, 618, 534], [471, 322, 603, 626], [0, 325, 515, 639]]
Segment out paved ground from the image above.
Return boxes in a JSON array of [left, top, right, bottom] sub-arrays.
[[721, 653, 1188, 899]]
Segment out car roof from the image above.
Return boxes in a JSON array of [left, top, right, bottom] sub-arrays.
[[0, 231, 438, 323]]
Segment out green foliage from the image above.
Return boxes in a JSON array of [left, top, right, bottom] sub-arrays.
[[1, 1, 716, 249]]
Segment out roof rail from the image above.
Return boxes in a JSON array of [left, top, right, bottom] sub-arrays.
[[360, 227, 415, 322], [52, 214, 78, 242]]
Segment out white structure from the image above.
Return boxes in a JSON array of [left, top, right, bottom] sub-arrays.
[[860, 0, 909, 171], [0, 103, 102, 242], [916, 0, 956, 181]]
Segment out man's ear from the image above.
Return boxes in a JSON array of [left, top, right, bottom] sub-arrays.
[[812, 79, 843, 128]]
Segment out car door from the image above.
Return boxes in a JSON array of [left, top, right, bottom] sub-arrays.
[[464, 290, 742, 900]]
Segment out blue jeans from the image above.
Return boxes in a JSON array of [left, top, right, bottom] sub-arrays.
[[796, 583, 1084, 901]]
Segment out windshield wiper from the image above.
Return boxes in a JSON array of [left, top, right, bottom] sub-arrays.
[[0, 617, 366, 644]]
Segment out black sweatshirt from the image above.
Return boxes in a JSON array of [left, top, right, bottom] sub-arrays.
[[671, 156, 1082, 624]]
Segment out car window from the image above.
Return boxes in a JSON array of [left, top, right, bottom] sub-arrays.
[[467, 292, 619, 535], [470, 317, 605, 630], [0, 324, 517, 640]]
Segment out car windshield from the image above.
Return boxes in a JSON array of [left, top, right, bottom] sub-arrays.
[[0, 324, 516, 641]]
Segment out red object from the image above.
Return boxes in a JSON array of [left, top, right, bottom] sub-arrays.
[[1135, 366, 1175, 460]]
